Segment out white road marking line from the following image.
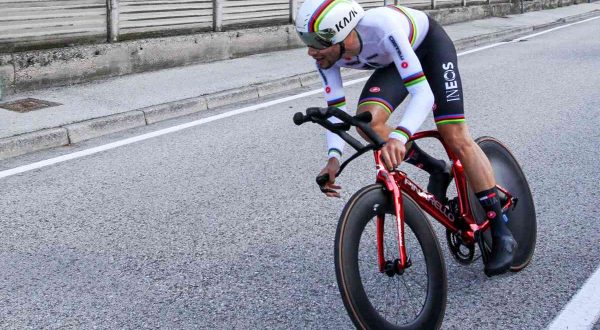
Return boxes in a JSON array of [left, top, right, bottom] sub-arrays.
[[546, 264, 600, 330], [513, 16, 600, 42], [458, 42, 509, 56], [1, 14, 598, 180], [457, 15, 600, 56]]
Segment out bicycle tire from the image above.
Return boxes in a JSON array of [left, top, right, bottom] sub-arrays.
[[470, 136, 537, 271], [335, 184, 447, 329]]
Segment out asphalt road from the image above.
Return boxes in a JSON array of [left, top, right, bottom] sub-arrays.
[[1, 19, 599, 329]]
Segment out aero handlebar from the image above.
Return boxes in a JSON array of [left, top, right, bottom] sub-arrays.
[[293, 107, 387, 187], [293, 106, 386, 149]]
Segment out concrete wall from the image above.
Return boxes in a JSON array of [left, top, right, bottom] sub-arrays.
[[0, 0, 590, 96], [1, 25, 301, 93], [426, 2, 516, 24]]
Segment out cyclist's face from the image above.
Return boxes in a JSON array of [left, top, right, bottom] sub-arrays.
[[308, 44, 341, 69]]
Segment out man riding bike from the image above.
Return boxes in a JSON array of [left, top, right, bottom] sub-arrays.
[[295, 0, 516, 276]]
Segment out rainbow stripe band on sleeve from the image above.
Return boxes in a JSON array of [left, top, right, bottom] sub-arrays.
[[327, 97, 346, 108], [393, 126, 412, 140], [387, 5, 417, 46], [358, 97, 395, 115], [434, 114, 466, 125], [328, 148, 343, 158], [309, 0, 341, 32], [403, 71, 426, 87]]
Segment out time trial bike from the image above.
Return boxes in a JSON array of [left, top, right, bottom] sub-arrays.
[[293, 106, 536, 330]]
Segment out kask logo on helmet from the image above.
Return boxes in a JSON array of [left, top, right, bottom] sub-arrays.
[[295, 0, 364, 47], [335, 9, 359, 32]]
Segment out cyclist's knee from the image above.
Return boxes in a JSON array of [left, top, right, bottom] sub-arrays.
[[438, 124, 475, 158], [357, 104, 390, 141]]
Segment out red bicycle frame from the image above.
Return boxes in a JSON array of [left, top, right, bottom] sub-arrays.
[[373, 130, 514, 273]]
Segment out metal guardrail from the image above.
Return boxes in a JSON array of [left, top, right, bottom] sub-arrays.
[[0, 0, 107, 47], [0, 0, 506, 49]]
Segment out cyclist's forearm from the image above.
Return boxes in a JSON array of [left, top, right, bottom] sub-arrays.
[[317, 64, 348, 160], [390, 84, 434, 144], [326, 125, 346, 160], [326, 102, 348, 160]]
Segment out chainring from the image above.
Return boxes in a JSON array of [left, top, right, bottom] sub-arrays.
[[446, 229, 475, 265]]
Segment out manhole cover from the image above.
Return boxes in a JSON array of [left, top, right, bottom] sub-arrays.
[[0, 98, 62, 113]]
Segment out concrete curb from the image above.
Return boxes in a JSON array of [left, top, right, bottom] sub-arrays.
[[0, 9, 598, 161], [206, 86, 260, 109], [454, 26, 534, 50], [0, 128, 68, 160], [142, 97, 208, 125], [64, 111, 147, 144], [454, 9, 599, 50]]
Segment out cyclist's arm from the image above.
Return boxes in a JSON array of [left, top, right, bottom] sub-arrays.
[[318, 64, 347, 161], [382, 30, 434, 144]]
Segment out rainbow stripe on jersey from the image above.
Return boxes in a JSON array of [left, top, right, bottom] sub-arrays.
[[328, 148, 343, 158], [358, 97, 394, 115], [434, 114, 466, 125], [327, 97, 346, 108], [403, 71, 426, 87], [386, 5, 417, 46], [393, 126, 412, 141]]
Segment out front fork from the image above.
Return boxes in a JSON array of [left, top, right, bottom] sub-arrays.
[[374, 152, 409, 274]]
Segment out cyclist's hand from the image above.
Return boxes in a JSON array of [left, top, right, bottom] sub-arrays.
[[381, 138, 406, 171], [318, 158, 342, 198]]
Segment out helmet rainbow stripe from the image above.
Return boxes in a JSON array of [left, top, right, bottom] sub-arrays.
[[309, 0, 342, 32], [297, 0, 364, 47]]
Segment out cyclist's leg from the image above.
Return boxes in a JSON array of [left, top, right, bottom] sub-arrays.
[[437, 125, 494, 191], [422, 16, 516, 276], [439, 124, 516, 276], [356, 65, 401, 140], [356, 66, 448, 180]]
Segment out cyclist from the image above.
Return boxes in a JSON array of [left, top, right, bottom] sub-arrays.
[[296, 0, 516, 276]]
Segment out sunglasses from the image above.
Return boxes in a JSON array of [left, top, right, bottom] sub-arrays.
[[298, 29, 336, 50]]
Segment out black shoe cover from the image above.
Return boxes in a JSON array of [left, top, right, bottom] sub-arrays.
[[427, 163, 452, 203], [484, 234, 518, 277]]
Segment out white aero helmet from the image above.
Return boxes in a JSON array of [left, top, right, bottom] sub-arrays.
[[295, 0, 365, 49]]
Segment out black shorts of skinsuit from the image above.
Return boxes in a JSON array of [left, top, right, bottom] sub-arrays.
[[359, 16, 465, 126]]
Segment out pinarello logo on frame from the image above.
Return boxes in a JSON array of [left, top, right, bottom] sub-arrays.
[[325, 86, 331, 93], [369, 87, 381, 93], [401, 62, 409, 68]]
